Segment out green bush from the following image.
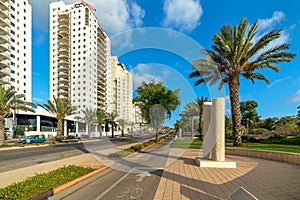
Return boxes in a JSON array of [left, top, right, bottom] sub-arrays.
[[0, 165, 94, 200], [15, 128, 25, 137], [51, 135, 64, 143]]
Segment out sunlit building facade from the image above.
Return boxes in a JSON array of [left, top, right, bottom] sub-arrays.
[[49, 0, 110, 117]]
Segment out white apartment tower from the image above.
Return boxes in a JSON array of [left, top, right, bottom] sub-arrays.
[[111, 56, 133, 121], [49, 1, 110, 115], [0, 0, 32, 101]]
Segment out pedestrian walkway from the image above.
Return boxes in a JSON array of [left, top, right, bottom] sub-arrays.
[[154, 149, 300, 200]]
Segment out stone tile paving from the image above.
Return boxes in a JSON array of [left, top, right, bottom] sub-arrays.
[[155, 149, 300, 200]]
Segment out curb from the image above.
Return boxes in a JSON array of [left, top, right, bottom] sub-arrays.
[[27, 166, 108, 200]]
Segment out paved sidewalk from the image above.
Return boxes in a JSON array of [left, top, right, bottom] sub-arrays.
[[154, 149, 300, 200], [2, 143, 300, 200]]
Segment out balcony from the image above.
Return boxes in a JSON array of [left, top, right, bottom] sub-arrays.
[[58, 13, 69, 19], [0, 11, 9, 22], [0, 43, 8, 52], [0, 60, 8, 69], [57, 72, 69, 79], [58, 18, 69, 26], [58, 31, 69, 38], [0, 68, 9, 76], [57, 84, 69, 90], [0, 51, 9, 60], [0, 34, 8, 43], [0, 76, 9, 85], [58, 25, 69, 32], [58, 78, 69, 84], [58, 48, 69, 55], [57, 66, 69, 72], [58, 54, 69, 60], [0, 1, 9, 11], [0, 25, 9, 35], [57, 89, 69, 97]]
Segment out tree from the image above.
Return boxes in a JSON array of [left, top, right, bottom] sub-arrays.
[[76, 108, 97, 138], [275, 116, 299, 135], [181, 102, 198, 137], [173, 120, 182, 132], [133, 81, 180, 138], [195, 96, 209, 139], [106, 111, 118, 138], [39, 97, 77, 137], [189, 17, 296, 146], [117, 119, 128, 137], [149, 104, 166, 138], [0, 86, 36, 145], [96, 110, 107, 138], [240, 100, 260, 132], [297, 106, 300, 118]]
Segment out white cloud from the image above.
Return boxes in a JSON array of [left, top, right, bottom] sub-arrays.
[[252, 11, 289, 58], [162, 0, 202, 32], [32, 97, 44, 103], [258, 11, 285, 31], [30, 0, 145, 36], [286, 90, 300, 103], [268, 76, 291, 88], [131, 64, 163, 89]]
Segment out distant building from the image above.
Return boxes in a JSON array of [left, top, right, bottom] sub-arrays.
[[110, 56, 133, 122], [49, 0, 111, 116], [0, 0, 32, 101]]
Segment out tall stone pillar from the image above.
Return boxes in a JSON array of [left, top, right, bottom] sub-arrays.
[[211, 98, 225, 161], [202, 102, 212, 159]]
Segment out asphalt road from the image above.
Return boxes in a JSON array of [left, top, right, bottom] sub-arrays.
[[49, 134, 176, 200], [0, 134, 155, 173]]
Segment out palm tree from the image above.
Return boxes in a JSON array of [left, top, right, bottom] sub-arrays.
[[181, 102, 198, 137], [106, 111, 118, 138], [38, 97, 77, 137], [117, 119, 128, 137], [96, 109, 107, 138], [189, 17, 296, 146], [0, 86, 36, 145], [195, 96, 209, 139], [76, 108, 97, 138]]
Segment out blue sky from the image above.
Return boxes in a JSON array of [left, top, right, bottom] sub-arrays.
[[31, 0, 300, 125]]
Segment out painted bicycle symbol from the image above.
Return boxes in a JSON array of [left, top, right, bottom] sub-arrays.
[[118, 185, 143, 199]]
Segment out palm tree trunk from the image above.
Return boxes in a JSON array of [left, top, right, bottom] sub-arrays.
[[99, 125, 102, 139], [229, 77, 243, 146], [88, 124, 91, 138], [198, 107, 203, 140], [191, 117, 194, 137], [57, 119, 63, 136], [0, 115, 5, 145], [111, 123, 114, 138]]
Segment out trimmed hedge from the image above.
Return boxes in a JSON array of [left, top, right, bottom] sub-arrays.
[[109, 134, 169, 157], [0, 165, 94, 200]]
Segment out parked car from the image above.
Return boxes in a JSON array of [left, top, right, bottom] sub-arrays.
[[26, 135, 46, 144], [18, 136, 27, 144], [65, 135, 75, 140]]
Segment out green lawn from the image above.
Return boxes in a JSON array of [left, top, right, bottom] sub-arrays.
[[172, 139, 202, 148], [227, 143, 300, 153], [172, 139, 300, 154]]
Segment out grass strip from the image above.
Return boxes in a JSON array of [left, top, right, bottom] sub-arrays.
[[108, 134, 169, 157], [0, 165, 94, 200], [227, 143, 300, 153], [172, 138, 300, 154]]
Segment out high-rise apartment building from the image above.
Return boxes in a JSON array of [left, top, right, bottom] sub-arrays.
[[111, 56, 133, 121], [49, 0, 110, 116], [0, 0, 32, 101]]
